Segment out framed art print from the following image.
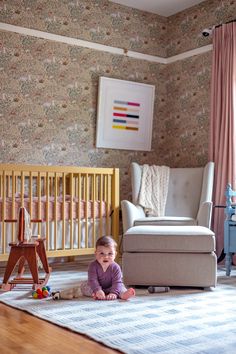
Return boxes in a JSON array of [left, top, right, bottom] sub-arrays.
[[96, 77, 155, 151]]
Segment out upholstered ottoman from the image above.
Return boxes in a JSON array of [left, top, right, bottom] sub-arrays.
[[122, 225, 217, 288]]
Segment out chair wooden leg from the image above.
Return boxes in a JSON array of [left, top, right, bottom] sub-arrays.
[[37, 239, 50, 274], [2, 248, 22, 285], [17, 256, 26, 278], [23, 248, 39, 284]]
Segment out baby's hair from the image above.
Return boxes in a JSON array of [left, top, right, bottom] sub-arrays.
[[96, 236, 117, 249]]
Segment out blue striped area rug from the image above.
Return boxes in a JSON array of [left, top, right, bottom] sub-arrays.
[[1, 263, 236, 354]]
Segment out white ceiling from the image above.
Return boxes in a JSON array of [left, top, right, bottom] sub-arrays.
[[109, 0, 206, 17]]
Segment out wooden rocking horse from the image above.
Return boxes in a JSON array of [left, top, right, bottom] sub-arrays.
[[1, 207, 51, 291]]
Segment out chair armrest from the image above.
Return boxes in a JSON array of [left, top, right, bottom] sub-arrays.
[[197, 201, 213, 228], [121, 200, 145, 233]]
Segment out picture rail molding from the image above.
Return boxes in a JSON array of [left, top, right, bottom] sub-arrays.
[[0, 22, 213, 64]]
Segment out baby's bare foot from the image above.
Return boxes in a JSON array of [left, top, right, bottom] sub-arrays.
[[121, 288, 135, 300]]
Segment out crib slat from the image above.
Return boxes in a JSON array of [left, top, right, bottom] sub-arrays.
[[106, 174, 110, 235], [11, 171, 16, 243], [85, 174, 89, 249], [62, 173, 66, 250], [21, 172, 24, 207], [54, 172, 58, 251], [92, 174, 96, 248], [2, 171, 6, 254], [37, 172, 42, 237], [69, 173, 74, 250], [99, 175, 103, 237], [29, 172, 33, 215], [29, 172, 33, 231], [46, 172, 50, 250], [77, 173, 81, 250]]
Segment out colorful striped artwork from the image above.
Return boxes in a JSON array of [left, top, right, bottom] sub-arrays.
[[96, 77, 155, 151], [112, 100, 140, 131]]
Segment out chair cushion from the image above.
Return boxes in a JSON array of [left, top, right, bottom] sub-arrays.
[[134, 216, 197, 227], [123, 225, 215, 253], [165, 168, 203, 217]]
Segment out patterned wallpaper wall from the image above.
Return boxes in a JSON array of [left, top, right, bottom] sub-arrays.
[[0, 0, 167, 57], [0, 0, 236, 202], [167, 0, 236, 56]]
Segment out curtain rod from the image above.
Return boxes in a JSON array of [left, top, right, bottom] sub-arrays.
[[215, 18, 236, 28], [202, 19, 236, 37]]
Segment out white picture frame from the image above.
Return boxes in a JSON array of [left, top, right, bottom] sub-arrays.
[[96, 77, 155, 151]]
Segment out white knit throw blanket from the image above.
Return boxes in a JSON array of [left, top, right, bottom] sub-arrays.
[[138, 164, 170, 216]]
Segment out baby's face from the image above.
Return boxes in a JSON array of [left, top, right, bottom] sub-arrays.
[[95, 245, 116, 267]]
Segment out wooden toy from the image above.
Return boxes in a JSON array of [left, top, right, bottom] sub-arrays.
[[1, 207, 52, 291]]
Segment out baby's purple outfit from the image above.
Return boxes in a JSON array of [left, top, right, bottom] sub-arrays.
[[81, 260, 127, 297]]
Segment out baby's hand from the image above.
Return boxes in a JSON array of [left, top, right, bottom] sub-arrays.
[[94, 290, 106, 300], [106, 293, 117, 300]]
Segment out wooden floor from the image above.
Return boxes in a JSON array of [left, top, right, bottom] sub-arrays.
[[0, 303, 120, 354]]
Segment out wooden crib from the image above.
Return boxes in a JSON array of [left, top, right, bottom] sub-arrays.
[[0, 164, 119, 261]]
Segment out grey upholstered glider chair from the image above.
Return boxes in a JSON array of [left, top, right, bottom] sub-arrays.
[[121, 162, 215, 233], [121, 162, 217, 288]]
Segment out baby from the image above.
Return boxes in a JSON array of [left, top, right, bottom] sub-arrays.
[[53, 236, 135, 300]]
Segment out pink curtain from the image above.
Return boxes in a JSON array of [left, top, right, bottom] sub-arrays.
[[209, 22, 236, 256]]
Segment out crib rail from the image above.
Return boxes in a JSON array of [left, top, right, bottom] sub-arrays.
[[0, 164, 119, 261]]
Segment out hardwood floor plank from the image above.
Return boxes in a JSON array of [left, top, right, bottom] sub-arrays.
[[0, 304, 120, 354]]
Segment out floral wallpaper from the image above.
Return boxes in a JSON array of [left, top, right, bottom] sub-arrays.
[[0, 0, 236, 203], [0, 0, 167, 57], [167, 0, 236, 56], [165, 51, 212, 167]]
